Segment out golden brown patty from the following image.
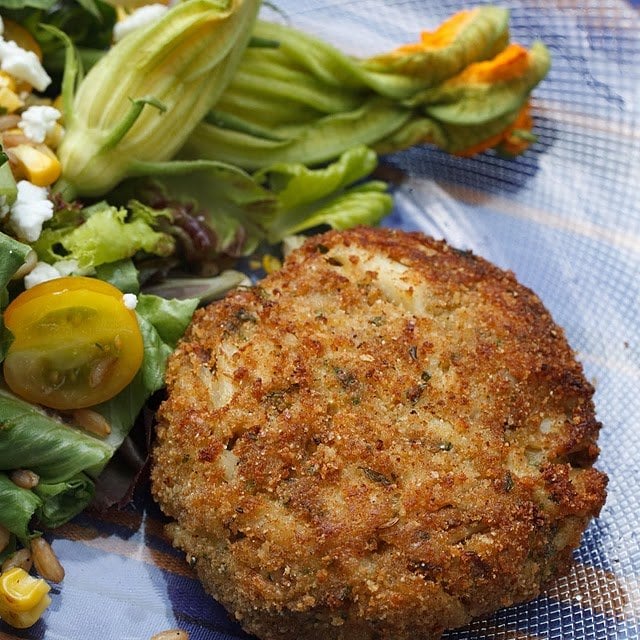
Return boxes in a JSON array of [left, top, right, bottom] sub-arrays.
[[151, 226, 607, 640]]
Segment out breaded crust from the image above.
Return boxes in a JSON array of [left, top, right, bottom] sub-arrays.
[[151, 226, 607, 640]]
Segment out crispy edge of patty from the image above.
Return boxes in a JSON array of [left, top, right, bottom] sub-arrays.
[[151, 226, 608, 640]]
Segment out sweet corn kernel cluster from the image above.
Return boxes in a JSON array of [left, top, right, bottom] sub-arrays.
[[0, 19, 63, 187], [0, 567, 51, 629], [0, 527, 64, 628]]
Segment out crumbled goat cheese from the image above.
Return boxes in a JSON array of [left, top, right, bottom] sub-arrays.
[[0, 37, 51, 92], [23, 259, 84, 289], [122, 293, 138, 310], [9, 180, 53, 242], [113, 4, 169, 42], [51, 259, 80, 277], [24, 261, 59, 289], [18, 105, 61, 143]]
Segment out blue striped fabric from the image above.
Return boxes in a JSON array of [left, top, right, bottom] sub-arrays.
[[1, 2, 638, 639]]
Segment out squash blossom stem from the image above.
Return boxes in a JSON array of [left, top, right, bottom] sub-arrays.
[[103, 96, 167, 151], [54, 0, 261, 199], [38, 24, 81, 121]]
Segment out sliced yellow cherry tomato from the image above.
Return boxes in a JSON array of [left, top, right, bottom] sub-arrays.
[[3, 276, 144, 410]]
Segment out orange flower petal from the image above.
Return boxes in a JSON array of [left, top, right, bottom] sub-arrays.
[[455, 44, 531, 85], [392, 9, 477, 56], [455, 102, 533, 157]]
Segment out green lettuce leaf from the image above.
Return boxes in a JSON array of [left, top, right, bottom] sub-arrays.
[[34, 472, 94, 529], [0, 472, 41, 539], [254, 146, 393, 242], [118, 160, 277, 257], [94, 258, 140, 294], [32, 201, 175, 270], [0, 386, 113, 483], [0, 232, 30, 295], [136, 294, 199, 349], [129, 147, 392, 253], [93, 293, 197, 451], [0, 232, 30, 361], [267, 182, 392, 243], [0, 470, 95, 540], [0, 293, 196, 537], [255, 144, 378, 210]]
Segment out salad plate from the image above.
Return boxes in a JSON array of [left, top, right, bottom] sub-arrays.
[[1, 0, 639, 639]]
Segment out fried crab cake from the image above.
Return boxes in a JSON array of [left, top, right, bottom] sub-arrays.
[[151, 226, 607, 640]]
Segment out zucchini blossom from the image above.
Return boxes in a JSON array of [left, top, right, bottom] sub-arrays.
[[183, 6, 549, 169], [55, 0, 261, 199]]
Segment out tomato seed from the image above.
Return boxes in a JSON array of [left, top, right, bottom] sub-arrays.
[[89, 356, 117, 388]]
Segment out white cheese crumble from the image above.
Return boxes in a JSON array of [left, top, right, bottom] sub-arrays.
[[23, 261, 59, 289], [51, 258, 80, 277], [122, 293, 138, 310], [0, 29, 51, 92], [23, 259, 84, 289], [18, 105, 61, 143], [8, 180, 53, 242], [113, 4, 169, 42]]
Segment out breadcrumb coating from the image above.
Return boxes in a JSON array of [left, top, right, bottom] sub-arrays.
[[151, 226, 607, 640]]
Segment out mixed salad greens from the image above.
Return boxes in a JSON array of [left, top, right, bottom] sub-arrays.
[[0, 0, 549, 628]]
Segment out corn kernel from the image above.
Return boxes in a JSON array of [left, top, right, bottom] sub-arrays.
[[44, 122, 65, 149], [0, 567, 51, 629], [52, 94, 64, 118], [262, 254, 282, 274], [0, 87, 24, 113], [0, 71, 17, 92], [7, 144, 62, 186]]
